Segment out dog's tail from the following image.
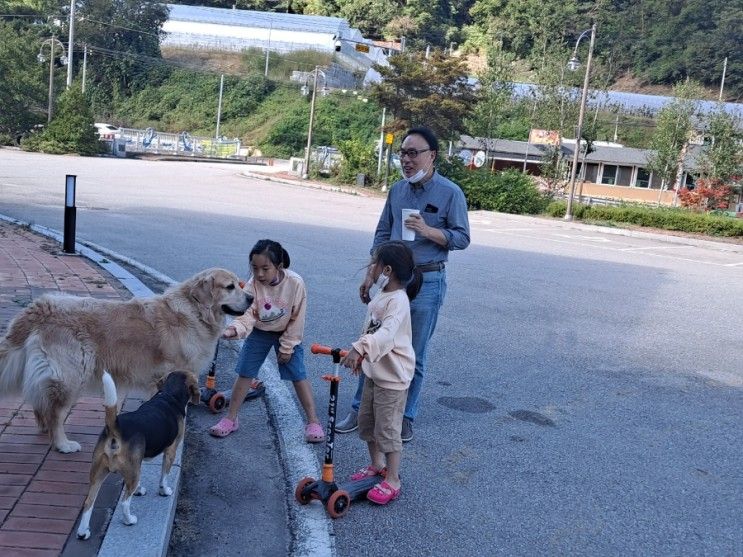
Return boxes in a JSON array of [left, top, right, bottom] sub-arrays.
[[0, 299, 54, 395], [101, 371, 119, 436], [0, 338, 27, 395]]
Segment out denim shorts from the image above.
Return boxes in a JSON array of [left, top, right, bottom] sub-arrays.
[[235, 328, 307, 382]]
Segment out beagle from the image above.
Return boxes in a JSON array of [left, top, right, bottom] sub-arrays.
[[77, 370, 199, 540]]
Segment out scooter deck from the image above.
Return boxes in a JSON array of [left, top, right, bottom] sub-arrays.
[[221, 380, 265, 406]]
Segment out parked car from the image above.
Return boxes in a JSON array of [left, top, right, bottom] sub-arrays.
[[94, 123, 120, 140]]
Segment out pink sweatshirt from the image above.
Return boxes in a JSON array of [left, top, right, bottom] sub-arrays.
[[351, 289, 414, 391], [230, 269, 307, 356]]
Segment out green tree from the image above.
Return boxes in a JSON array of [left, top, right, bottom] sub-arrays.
[[23, 85, 101, 155], [75, 0, 169, 100], [0, 20, 47, 143], [370, 51, 478, 140], [646, 80, 702, 195], [698, 107, 743, 184], [338, 0, 395, 38], [467, 45, 515, 143]]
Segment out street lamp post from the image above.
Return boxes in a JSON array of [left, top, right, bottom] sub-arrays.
[[302, 66, 326, 179], [66, 0, 75, 88], [564, 23, 596, 221], [38, 36, 68, 123]]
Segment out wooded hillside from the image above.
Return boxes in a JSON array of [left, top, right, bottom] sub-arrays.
[[167, 0, 741, 100]]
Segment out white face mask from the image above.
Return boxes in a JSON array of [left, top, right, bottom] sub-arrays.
[[408, 168, 427, 184], [374, 272, 389, 294], [407, 160, 434, 184]]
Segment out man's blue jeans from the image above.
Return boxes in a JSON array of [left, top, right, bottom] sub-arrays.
[[350, 269, 447, 421]]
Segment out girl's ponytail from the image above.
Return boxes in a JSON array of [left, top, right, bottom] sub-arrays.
[[406, 267, 422, 301]]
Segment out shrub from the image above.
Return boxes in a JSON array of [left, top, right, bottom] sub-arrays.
[[457, 168, 548, 214], [545, 202, 743, 237], [22, 86, 101, 156], [336, 138, 376, 185]]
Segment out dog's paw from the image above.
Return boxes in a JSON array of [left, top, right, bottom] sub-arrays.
[[77, 528, 91, 540], [134, 485, 146, 496], [56, 440, 82, 453], [159, 485, 173, 497], [123, 514, 138, 526]]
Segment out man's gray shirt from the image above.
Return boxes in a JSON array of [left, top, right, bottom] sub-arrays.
[[371, 171, 471, 265]]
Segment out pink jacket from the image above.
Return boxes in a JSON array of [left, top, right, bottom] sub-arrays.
[[230, 269, 306, 356]]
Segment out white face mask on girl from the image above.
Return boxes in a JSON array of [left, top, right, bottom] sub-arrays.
[[374, 272, 389, 294]]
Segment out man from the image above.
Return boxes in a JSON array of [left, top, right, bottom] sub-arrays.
[[336, 126, 470, 442]]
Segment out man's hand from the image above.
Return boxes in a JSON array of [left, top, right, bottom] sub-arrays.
[[404, 213, 428, 236], [359, 271, 374, 304], [222, 326, 238, 339], [341, 348, 363, 375], [406, 213, 448, 247], [277, 351, 291, 364]]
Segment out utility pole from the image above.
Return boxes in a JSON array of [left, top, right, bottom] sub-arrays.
[[377, 107, 386, 176], [66, 0, 75, 88], [719, 57, 727, 102], [216, 74, 224, 139], [48, 37, 56, 122], [302, 67, 320, 179], [613, 113, 619, 142], [264, 22, 272, 77], [81, 44, 87, 93]]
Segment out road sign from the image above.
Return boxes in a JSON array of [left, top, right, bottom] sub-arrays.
[[355, 43, 370, 53]]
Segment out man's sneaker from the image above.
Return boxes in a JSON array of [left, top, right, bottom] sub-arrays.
[[335, 410, 358, 433], [401, 417, 413, 443]]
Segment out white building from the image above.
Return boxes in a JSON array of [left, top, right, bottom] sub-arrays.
[[162, 4, 387, 84]]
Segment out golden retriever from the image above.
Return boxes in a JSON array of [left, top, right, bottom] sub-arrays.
[[0, 268, 251, 453]]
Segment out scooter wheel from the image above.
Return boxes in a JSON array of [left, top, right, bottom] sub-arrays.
[[295, 477, 315, 504], [209, 393, 226, 413], [326, 490, 350, 518]]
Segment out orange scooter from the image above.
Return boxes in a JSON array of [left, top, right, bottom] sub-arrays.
[[294, 344, 381, 518]]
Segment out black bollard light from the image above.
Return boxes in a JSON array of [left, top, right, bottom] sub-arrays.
[[63, 174, 76, 254]]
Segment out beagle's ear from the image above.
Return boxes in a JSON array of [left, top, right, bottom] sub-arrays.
[[186, 373, 201, 405]]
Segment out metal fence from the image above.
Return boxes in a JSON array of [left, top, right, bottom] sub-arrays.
[[119, 128, 241, 159]]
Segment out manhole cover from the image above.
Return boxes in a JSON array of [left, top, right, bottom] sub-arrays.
[[508, 410, 556, 427], [437, 396, 495, 414]]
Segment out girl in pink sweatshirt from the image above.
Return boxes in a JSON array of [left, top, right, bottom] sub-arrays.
[[209, 239, 324, 443], [341, 241, 422, 505]]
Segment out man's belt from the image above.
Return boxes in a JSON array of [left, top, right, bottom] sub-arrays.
[[416, 261, 446, 273]]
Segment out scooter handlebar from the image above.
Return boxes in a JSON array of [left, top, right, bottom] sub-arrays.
[[311, 343, 348, 357]]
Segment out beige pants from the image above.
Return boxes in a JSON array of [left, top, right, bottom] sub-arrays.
[[358, 376, 407, 454]]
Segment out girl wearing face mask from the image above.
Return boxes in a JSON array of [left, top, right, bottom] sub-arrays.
[[340, 241, 422, 505]]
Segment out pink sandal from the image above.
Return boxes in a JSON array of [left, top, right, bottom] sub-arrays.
[[304, 422, 325, 443], [367, 480, 401, 505], [209, 416, 239, 438], [350, 465, 387, 481]]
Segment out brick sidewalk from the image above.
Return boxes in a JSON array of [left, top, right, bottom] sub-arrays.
[[0, 221, 127, 556]]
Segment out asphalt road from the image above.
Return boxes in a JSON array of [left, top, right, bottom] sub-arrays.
[[1, 149, 741, 556]]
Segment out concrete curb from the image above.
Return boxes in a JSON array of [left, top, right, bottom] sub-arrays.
[[241, 170, 373, 198]]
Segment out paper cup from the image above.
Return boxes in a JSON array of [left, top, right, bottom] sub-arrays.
[[401, 209, 420, 241]]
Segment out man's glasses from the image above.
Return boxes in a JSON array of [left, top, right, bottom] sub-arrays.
[[398, 148, 430, 159]]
